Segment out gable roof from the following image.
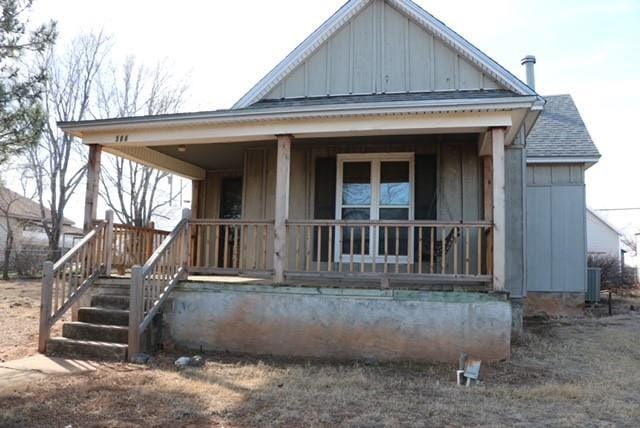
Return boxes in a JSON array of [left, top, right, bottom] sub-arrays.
[[233, 0, 537, 109], [587, 208, 622, 237], [527, 95, 601, 163], [0, 186, 76, 226]]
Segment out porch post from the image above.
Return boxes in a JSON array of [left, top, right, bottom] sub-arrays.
[[274, 135, 292, 283], [83, 144, 103, 233], [491, 128, 506, 292], [191, 179, 203, 266]]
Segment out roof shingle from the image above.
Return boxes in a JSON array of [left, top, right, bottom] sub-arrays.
[[527, 94, 601, 160]]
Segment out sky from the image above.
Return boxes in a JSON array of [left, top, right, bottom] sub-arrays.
[[26, 0, 640, 236]]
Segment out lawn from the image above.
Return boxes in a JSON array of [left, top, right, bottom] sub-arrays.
[[1, 281, 639, 427]]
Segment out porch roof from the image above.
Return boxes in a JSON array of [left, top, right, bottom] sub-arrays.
[[59, 90, 539, 137]]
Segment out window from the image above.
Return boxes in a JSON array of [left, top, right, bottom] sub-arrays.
[[336, 153, 414, 262]]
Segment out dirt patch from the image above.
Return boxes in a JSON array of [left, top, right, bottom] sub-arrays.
[[1, 285, 640, 426], [1, 281, 44, 362]]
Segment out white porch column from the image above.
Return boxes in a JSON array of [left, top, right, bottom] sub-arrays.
[[492, 128, 506, 292], [274, 135, 292, 283], [83, 144, 102, 233]]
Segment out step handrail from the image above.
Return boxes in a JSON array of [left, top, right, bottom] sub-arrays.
[[38, 211, 115, 353], [128, 209, 191, 358]]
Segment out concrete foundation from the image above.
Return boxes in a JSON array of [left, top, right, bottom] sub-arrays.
[[524, 292, 585, 317], [511, 298, 524, 338], [161, 282, 512, 363]]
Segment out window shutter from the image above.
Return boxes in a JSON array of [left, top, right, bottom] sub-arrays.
[[314, 157, 336, 262], [415, 155, 437, 220], [314, 157, 337, 219]]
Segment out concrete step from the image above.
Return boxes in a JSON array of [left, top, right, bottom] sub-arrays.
[[94, 277, 131, 296], [46, 337, 128, 361], [63, 322, 128, 344], [91, 294, 130, 310], [78, 307, 129, 327]]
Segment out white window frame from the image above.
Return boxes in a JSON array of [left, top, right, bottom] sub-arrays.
[[335, 153, 415, 263]]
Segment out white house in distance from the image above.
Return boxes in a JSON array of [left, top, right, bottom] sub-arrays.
[[587, 208, 623, 262]]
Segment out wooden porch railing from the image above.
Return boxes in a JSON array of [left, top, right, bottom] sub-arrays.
[[285, 220, 493, 282], [128, 209, 191, 358], [112, 223, 170, 274], [38, 212, 113, 352], [188, 219, 275, 276]]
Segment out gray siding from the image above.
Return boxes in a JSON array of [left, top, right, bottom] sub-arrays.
[[505, 144, 526, 298], [265, 0, 502, 100], [526, 164, 587, 293]]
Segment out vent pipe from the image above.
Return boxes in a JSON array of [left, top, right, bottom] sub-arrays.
[[521, 55, 537, 90]]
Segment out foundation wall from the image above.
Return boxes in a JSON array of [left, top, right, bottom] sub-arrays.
[[524, 292, 585, 317], [161, 282, 512, 363]]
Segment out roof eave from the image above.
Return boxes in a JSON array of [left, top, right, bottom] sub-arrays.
[[59, 96, 539, 136], [526, 156, 601, 167]]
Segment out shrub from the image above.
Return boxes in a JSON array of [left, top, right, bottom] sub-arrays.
[[588, 255, 638, 289]]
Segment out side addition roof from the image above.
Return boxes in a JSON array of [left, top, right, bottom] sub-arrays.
[[527, 94, 601, 164]]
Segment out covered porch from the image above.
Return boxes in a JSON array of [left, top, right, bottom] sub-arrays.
[[79, 121, 511, 292]]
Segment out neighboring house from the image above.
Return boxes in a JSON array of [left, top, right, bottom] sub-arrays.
[[0, 186, 84, 255], [45, 0, 600, 363], [587, 208, 623, 260]]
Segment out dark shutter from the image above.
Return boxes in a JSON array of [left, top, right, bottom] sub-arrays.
[[314, 157, 336, 262], [414, 155, 437, 261], [414, 155, 437, 220]]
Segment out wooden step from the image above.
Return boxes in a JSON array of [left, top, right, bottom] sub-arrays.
[[63, 322, 128, 344], [91, 294, 130, 310], [46, 337, 128, 361], [78, 307, 129, 327]]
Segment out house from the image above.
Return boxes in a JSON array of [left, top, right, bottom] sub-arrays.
[[587, 208, 623, 260], [0, 186, 83, 260], [40, 0, 599, 363]]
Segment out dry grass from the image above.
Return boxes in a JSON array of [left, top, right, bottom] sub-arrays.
[[1, 281, 640, 427], [0, 280, 67, 362]]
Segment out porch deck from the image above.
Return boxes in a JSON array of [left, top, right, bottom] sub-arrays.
[[107, 273, 491, 293]]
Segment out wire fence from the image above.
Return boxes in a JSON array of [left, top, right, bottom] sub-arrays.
[[1, 248, 66, 278]]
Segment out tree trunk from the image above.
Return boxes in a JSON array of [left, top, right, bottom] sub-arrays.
[[3, 231, 13, 281]]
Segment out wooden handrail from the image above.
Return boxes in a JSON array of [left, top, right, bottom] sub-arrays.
[[286, 220, 493, 227], [53, 223, 104, 270], [38, 211, 114, 353], [128, 209, 191, 359], [111, 222, 170, 273], [190, 219, 275, 226], [189, 220, 274, 275], [285, 220, 493, 281]]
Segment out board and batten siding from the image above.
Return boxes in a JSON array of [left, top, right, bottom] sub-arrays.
[[526, 164, 587, 294], [265, 0, 502, 99], [238, 138, 483, 223], [222, 137, 484, 271]]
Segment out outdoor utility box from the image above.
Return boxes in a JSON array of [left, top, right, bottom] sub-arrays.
[[586, 268, 602, 304]]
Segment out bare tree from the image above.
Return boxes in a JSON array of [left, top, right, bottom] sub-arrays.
[[621, 234, 637, 257], [96, 56, 188, 227], [23, 32, 110, 260]]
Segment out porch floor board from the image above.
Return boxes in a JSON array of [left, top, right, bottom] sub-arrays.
[[103, 274, 492, 293]]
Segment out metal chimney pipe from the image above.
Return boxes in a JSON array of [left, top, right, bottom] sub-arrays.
[[521, 55, 537, 90]]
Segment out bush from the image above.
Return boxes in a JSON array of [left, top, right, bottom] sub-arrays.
[[588, 255, 638, 289]]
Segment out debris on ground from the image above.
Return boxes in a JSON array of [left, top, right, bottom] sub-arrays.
[[174, 355, 205, 369], [457, 353, 482, 386], [131, 353, 152, 365]]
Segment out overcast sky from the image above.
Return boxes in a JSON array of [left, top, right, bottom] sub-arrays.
[[29, 0, 640, 234]]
